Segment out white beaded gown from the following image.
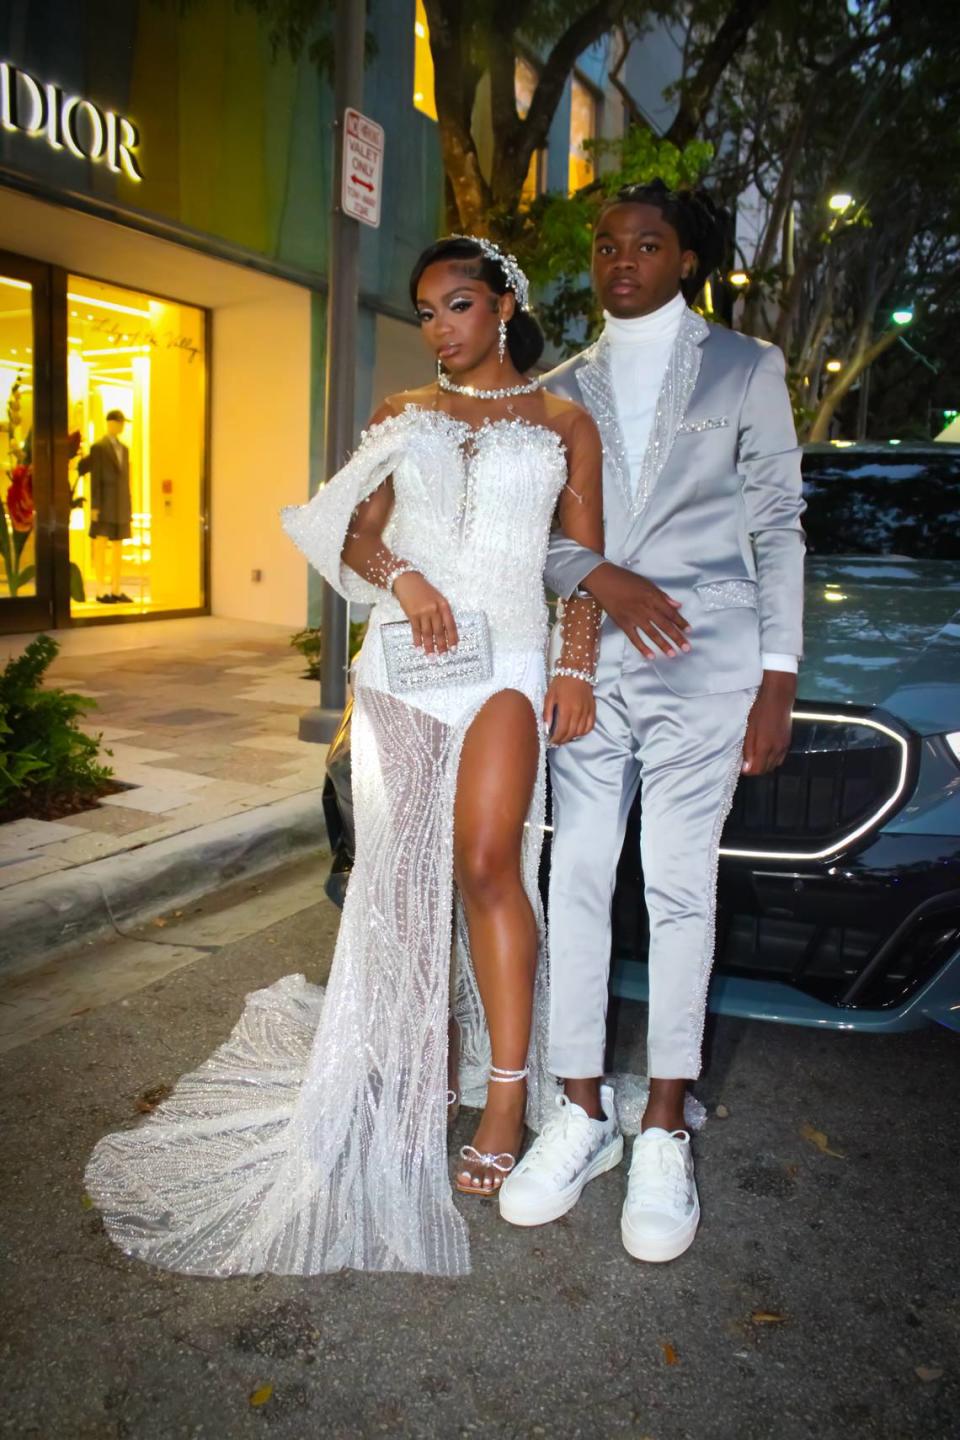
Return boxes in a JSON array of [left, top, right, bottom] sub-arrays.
[[84, 405, 573, 1278]]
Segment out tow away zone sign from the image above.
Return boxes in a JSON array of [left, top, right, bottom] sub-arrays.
[[341, 107, 383, 228]]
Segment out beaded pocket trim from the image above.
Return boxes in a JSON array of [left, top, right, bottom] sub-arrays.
[[677, 415, 729, 434], [380, 610, 493, 692], [695, 579, 757, 611]]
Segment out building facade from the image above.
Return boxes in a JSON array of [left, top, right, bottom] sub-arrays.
[[0, 0, 636, 636]]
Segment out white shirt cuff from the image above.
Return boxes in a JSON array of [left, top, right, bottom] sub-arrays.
[[761, 652, 799, 674]]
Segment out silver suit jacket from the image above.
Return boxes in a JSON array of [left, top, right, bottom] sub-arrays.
[[544, 308, 806, 697]]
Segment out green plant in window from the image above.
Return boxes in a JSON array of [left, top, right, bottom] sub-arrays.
[[0, 376, 36, 598]]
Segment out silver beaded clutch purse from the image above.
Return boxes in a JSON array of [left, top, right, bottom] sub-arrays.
[[380, 610, 493, 693]]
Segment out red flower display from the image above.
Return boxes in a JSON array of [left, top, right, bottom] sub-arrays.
[[7, 465, 35, 532]]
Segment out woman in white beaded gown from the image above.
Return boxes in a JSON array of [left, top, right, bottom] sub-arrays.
[[84, 236, 604, 1278]]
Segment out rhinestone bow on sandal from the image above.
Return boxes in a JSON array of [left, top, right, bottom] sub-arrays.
[[455, 1064, 527, 1196]]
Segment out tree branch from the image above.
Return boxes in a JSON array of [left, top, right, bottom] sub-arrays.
[[666, 0, 773, 148], [499, 0, 629, 203]]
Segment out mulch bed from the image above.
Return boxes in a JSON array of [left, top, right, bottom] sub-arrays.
[[0, 779, 130, 826]]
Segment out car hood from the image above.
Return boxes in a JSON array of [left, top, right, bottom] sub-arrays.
[[800, 557, 960, 734]]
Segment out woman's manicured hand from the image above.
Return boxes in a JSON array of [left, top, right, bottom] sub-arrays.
[[392, 571, 459, 654]]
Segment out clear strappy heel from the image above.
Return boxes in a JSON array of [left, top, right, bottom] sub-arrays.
[[455, 1064, 528, 1196]]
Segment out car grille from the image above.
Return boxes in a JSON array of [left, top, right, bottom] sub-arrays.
[[715, 901, 960, 1010], [721, 709, 912, 859]]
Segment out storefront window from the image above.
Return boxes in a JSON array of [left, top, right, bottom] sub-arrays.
[[66, 275, 206, 615], [413, 0, 438, 121], [0, 273, 37, 600], [569, 75, 598, 195]]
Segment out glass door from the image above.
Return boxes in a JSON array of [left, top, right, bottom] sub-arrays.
[[0, 251, 55, 632], [65, 274, 207, 618]]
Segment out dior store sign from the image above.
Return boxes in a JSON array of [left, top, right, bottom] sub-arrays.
[[1, 61, 143, 181]]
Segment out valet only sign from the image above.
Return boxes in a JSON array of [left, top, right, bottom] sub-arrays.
[[341, 108, 383, 229], [0, 61, 143, 182]]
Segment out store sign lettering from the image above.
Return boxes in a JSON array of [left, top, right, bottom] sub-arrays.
[[0, 62, 143, 182]]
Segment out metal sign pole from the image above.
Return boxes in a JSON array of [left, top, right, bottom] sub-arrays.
[[301, 0, 366, 743]]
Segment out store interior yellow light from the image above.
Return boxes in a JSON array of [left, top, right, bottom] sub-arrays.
[[825, 359, 843, 373], [67, 292, 152, 319], [830, 439, 855, 447], [728, 270, 750, 287]]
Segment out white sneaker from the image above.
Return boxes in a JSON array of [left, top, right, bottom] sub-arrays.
[[499, 1083, 623, 1227], [621, 1127, 700, 1262]]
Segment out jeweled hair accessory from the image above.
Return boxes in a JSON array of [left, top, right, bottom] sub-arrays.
[[451, 234, 530, 311]]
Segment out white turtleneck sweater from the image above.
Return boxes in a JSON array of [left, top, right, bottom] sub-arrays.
[[601, 292, 797, 674]]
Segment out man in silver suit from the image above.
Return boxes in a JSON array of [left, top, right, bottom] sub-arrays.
[[499, 181, 805, 1260]]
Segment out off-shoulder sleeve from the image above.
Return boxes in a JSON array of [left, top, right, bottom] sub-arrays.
[[280, 414, 410, 604]]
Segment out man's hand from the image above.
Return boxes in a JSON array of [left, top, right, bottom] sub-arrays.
[[543, 676, 595, 746], [742, 670, 796, 775], [583, 562, 690, 660]]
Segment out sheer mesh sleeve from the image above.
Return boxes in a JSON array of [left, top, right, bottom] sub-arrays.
[[551, 408, 604, 682], [280, 413, 414, 604]]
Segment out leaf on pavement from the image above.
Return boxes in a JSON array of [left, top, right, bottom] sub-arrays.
[[249, 1383, 274, 1407], [800, 1122, 845, 1159], [80, 1192, 94, 1210], [135, 1083, 172, 1114], [659, 1340, 679, 1365], [750, 1311, 787, 1325], [715, 1104, 730, 1119], [915, 1366, 944, 1383]]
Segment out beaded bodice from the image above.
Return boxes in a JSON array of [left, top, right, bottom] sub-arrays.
[[378, 407, 566, 649], [282, 404, 569, 656]]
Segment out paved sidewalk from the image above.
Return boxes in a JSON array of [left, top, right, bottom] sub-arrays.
[[0, 618, 329, 970]]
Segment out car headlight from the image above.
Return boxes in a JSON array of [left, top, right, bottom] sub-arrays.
[[947, 732, 960, 764]]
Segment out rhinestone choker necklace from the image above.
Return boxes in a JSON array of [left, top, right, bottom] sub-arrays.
[[437, 370, 541, 400]]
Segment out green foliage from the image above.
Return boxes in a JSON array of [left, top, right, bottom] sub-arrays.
[[0, 636, 113, 815], [495, 130, 714, 352], [290, 621, 368, 679]]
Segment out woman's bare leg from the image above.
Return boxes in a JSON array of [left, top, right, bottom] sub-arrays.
[[453, 690, 540, 1192]]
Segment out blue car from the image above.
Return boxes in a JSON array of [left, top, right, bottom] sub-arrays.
[[612, 442, 960, 1034], [322, 443, 960, 1035]]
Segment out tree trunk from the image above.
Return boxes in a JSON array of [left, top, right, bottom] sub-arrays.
[[807, 330, 900, 441], [423, 0, 490, 231]]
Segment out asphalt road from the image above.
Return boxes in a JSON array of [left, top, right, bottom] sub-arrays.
[[2, 860, 957, 1439]]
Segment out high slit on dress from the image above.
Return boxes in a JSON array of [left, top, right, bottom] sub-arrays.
[[84, 407, 569, 1276]]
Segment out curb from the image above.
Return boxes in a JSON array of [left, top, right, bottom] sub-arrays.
[[0, 791, 329, 978]]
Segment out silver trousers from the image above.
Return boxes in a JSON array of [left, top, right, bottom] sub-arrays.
[[547, 659, 754, 1080]]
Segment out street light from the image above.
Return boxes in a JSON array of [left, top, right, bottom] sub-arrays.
[[728, 270, 750, 287], [892, 308, 914, 326], [825, 359, 843, 373], [828, 192, 854, 212]]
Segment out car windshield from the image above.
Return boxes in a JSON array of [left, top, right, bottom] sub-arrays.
[[801, 452, 960, 560]]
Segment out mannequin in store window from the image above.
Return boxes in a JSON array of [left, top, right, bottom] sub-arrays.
[[79, 409, 133, 604]]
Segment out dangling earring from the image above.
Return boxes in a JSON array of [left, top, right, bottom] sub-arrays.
[[498, 317, 507, 366], [436, 357, 443, 380]]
